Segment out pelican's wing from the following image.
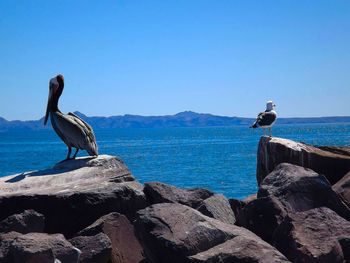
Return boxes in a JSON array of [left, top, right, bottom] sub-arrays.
[[67, 112, 98, 155], [52, 112, 98, 156]]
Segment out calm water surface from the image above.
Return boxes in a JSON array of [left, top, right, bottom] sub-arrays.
[[0, 124, 349, 199]]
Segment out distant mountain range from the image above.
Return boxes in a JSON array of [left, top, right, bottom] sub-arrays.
[[0, 111, 349, 131]]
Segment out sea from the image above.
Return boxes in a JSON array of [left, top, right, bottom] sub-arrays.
[[0, 123, 349, 199]]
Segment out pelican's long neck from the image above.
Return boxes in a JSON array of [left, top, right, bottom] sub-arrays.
[[51, 80, 64, 112], [51, 92, 61, 112]]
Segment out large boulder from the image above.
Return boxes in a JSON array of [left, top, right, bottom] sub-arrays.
[[258, 163, 350, 220], [77, 212, 144, 263], [238, 163, 350, 242], [144, 182, 235, 224], [144, 182, 213, 207], [10, 233, 80, 263], [0, 210, 45, 234], [272, 207, 350, 263], [257, 136, 350, 185], [0, 155, 148, 237], [70, 233, 112, 263], [236, 196, 287, 242], [333, 171, 350, 208], [135, 203, 289, 263]]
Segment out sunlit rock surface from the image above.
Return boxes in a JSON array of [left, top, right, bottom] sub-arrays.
[[0, 155, 147, 237], [257, 136, 350, 185]]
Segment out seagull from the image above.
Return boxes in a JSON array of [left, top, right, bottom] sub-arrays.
[[44, 74, 98, 162], [250, 101, 277, 136]]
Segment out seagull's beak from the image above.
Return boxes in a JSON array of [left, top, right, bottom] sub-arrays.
[[44, 84, 57, 125]]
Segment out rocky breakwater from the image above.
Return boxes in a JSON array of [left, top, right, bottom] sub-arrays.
[[0, 135, 349, 263], [235, 136, 350, 262], [0, 154, 290, 263]]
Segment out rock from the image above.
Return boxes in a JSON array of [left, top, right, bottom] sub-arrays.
[[272, 207, 350, 263], [189, 236, 289, 263], [237, 163, 350, 242], [243, 193, 257, 203], [70, 233, 112, 263], [0, 231, 21, 263], [77, 212, 144, 263], [228, 198, 245, 219], [258, 163, 350, 221], [144, 182, 213, 207], [135, 203, 289, 263], [10, 233, 80, 263], [333, 171, 350, 208], [144, 182, 235, 224], [196, 194, 236, 224], [236, 196, 287, 242], [0, 210, 44, 234], [0, 155, 148, 237], [229, 194, 257, 219], [257, 136, 350, 185]]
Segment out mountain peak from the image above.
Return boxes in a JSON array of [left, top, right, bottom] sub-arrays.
[[174, 111, 200, 117]]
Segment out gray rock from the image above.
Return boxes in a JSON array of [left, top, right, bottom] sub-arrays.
[[272, 207, 350, 263], [258, 163, 350, 220], [77, 212, 144, 263], [257, 136, 350, 185], [135, 203, 289, 263], [70, 233, 112, 263], [196, 194, 236, 224], [229, 194, 257, 219], [333, 170, 350, 208], [144, 182, 213, 207], [0, 210, 44, 234], [189, 236, 289, 263], [236, 196, 287, 242], [144, 182, 235, 224], [0, 231, 21, 263], [10, 233, 80, 263], [238, 163, 350, 242], [0, 155, 147, 237]]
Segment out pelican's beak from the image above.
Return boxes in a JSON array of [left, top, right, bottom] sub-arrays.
[[44, 83, 57, 125]]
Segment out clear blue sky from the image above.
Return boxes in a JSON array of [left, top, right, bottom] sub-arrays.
[[0, 1, 349, 120]]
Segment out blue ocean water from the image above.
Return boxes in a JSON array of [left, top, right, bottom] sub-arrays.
[[0, 123, 349, 199]]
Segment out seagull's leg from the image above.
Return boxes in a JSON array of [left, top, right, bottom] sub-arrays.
[[72, 148, 79, 159], [269, 127, 271, 137]]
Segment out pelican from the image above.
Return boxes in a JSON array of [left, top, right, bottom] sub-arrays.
[[44, 74, 98, 161], [250, 101, 277, 136]]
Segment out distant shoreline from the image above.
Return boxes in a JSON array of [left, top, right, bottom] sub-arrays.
[[1, 111, 350, 131]]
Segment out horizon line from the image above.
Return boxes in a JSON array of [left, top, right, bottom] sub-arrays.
[[1, 111, 350, 122]]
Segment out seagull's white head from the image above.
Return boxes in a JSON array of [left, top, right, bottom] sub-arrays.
[[266, 101, 276, 111]]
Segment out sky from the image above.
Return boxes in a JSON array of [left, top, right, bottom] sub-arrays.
[[0, 1, 349, 120]]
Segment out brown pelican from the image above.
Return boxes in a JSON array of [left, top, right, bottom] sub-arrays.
[[44, 74, 98, 161], [250, 101, 277, 136]]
